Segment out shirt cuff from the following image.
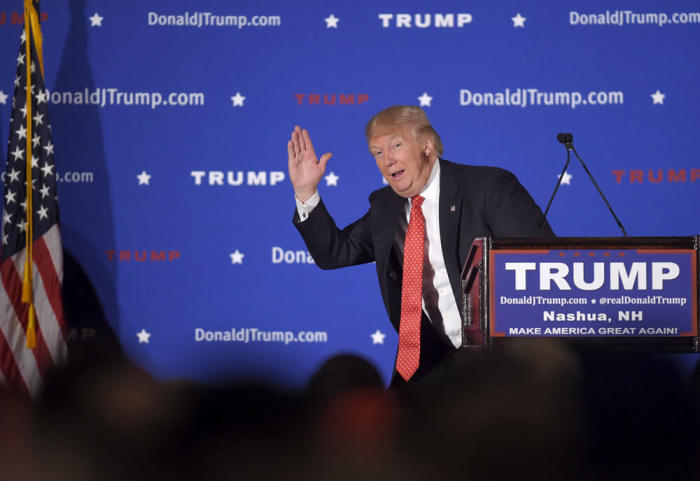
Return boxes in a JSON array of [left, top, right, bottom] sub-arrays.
[[295, 191, 320, 222]]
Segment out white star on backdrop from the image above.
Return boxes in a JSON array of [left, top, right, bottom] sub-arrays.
[[371, 330, 386, 345], [231, 92, 246, 107], [324, 172, 339, 186], [651, 90, 665, 105], [325, 14, 339, 28], [137, 329, 151, 344], [137, 170, 151, 185], [0, 91, 7, 105], [558, 171, 572, 185], [512, 13, 526, 27], [89, 12, 104, 27], [417, 92, 433, 107], [230, 250, 245, 264]]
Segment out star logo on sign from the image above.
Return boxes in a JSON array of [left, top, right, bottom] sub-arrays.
[[0, 90, 7, 105], [137, 329, 151, 344], [324, 172, 339, 186], [417, 92, 433, 107], [371, 329, 386, 345], [231, 92, 246, 107], [651, 90, 665, 105], [89, 12, 104, 27], [325, 14, 339, 28], [137, 170, 151, 185], [230, 250, 245, 264], [558, 171, 572, 185], [512, 13, 526, 27]]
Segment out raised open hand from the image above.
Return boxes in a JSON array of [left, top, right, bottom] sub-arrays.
[[287, 126, 332, 202]]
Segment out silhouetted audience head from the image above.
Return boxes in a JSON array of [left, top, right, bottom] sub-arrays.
[[1, 345, 698, 481]]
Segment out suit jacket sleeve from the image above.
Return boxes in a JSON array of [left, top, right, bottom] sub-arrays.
[[483, 168, 555, 237], [292, 198, 375, 269]]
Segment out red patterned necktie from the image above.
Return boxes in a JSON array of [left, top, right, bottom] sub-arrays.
[[396, 195, 425, 381]]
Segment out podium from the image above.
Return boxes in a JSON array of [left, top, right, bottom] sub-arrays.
[[460, 237, 700, 352]]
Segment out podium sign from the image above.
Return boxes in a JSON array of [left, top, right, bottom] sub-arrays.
[[461, 237, 700, 351], [490, 249, 697, 338]]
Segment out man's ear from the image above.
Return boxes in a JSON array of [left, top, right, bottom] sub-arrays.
[[423, 137, 434, 155]]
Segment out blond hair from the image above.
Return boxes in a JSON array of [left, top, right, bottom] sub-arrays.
[[365, 105, 444, 156]]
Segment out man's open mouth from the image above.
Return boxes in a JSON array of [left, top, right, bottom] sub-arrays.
[[391, 169, 405, 179]]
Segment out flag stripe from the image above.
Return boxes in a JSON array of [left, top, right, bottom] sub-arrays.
[[0, 321, 30, 396], [5, 255, 56, 376], [0, 272, 42, 396], [32, 244, 67, 363], [42, 225, 64, 284], [34, 233, 67, 332]]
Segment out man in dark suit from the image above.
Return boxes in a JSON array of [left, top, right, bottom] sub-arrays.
[[288, 106, 554, 388]]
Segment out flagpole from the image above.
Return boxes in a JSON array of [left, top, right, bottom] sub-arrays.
[[22, 0, 36, 349]]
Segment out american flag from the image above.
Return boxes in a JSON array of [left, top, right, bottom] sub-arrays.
[[1, 2, 67, 397]]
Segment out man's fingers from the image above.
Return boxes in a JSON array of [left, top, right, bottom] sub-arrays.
[[319, 152, 332, 170], [298, 127, 307, 152], [287, 140, 296, 166], [291, 130, 301, 157], [302, 129, 315, 155]]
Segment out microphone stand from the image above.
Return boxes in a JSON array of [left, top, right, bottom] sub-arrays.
[[539, 142, 570, 229], [540, 134, 628, 236], [571, 144, 628, 236]]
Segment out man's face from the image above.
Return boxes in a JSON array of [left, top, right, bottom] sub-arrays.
[[369, 126, 436, 198]]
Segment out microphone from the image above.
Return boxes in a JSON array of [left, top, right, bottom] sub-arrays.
[[556, 132, 573, 146], [540, 133, 628, 236]]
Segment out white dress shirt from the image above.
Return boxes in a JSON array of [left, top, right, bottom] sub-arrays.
[[295, 160, 462, 347]]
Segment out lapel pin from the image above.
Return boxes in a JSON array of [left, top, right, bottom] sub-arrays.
[[450, 205, 456, 212]]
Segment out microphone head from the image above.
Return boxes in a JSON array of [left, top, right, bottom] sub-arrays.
[[557, 132, 573, 144]]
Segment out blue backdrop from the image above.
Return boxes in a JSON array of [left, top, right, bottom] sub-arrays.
[[1, 0, 698, 386]]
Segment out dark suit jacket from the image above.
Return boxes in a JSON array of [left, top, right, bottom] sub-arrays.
[[294, 159, 554, 384]]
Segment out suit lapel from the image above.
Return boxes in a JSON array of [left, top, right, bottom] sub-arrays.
[[438, 159, 464, 312]]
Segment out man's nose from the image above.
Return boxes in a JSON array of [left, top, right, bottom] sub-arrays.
[[383, 150, 396, 166]]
